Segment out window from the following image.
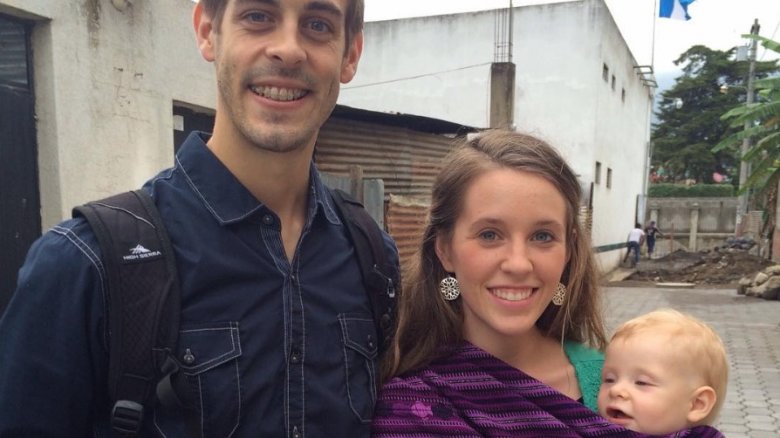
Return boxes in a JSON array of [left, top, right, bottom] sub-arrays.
[[595, 161, 602, 184], [602, 64, 609, 82], [621, 88, 626, 102], [607, 168, 612, 188], [611, 75, 616, 91], [0, 15, 30, 89]]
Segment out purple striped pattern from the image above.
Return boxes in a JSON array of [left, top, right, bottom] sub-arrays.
[[372, 343, 724, 438]]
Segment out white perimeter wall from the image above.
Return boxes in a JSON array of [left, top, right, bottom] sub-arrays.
[[0, 0, 216, 229], [340, 0, 654, 271]]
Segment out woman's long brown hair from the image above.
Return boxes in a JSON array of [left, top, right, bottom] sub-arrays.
[[382, 130, 607, 381]]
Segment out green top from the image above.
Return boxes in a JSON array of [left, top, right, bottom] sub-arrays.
[[563, 340, 605, 412]]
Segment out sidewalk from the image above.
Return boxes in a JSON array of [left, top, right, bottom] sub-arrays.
[[604, 286, 780, 438], [602, 267, 635, 283]]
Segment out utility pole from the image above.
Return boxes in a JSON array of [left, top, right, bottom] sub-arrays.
[[508, 0, 513, 64], [736, 18, 759, 236], [489, 1, 515, 129]]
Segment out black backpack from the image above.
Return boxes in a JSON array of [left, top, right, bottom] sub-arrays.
[[73, 188, 398, 435]]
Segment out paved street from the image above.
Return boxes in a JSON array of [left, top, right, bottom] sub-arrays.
[[604, 286, 780, 438]]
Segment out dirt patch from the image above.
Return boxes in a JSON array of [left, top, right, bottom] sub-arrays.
[[625, 249, 775, 285]]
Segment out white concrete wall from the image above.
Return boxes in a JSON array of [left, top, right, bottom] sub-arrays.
[[0, 0, 649, 272], [0, 0, 216, 229], [340, 0, 653, 272]]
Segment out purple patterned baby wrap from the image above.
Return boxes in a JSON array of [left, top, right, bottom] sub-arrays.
[[372, 343, 723, 438]]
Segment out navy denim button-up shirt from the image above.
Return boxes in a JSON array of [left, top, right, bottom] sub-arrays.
[[0, 132, 399, 437]]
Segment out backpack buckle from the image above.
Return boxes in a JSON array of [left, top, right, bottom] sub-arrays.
[[371, 265, 396, 299], [386, 277, 396, 299], [156, 355, 194, 410], [111, 400, 144, 434]]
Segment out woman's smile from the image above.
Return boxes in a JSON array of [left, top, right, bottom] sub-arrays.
[[489, 287, 535, 302]]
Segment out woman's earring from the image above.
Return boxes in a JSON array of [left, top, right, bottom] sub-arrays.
[[440, 275, 460, 301], [552, 282, 566, 306]]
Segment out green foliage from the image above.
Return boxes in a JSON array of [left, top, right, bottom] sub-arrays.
[[652, 44, 780, 184], [648, 183, 734, 198], [714, 34, 780, 199]]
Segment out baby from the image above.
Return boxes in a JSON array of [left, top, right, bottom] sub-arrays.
[[597, 309, 728, 435]]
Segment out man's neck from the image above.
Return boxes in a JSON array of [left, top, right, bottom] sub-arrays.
[[207, 128, 315, 262], [206, 130, 314, 218]]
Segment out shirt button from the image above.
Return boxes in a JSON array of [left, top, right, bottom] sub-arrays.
[[262, 214, 274, 226], [292, 426, 301, 438], [290, 348, 301, 364], [182, 348, 195, 365], [367, 335, 375, 350]]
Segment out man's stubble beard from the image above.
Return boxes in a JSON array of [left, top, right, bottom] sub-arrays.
[[215, 62, 324, 154]]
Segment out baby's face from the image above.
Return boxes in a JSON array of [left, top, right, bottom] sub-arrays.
[[597, 335, 699, 435]]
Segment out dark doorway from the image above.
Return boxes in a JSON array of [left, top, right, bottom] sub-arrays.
[[173, 104, 214, 154], [0, 15, 39, 314]]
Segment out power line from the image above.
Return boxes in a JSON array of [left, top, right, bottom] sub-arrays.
[[342, 62, 492, 90]]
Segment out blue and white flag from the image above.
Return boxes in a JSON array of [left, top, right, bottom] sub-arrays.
[[659, 0, 696, 20]]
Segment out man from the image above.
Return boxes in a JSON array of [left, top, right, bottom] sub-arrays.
[[644, 220, 664, 259], [623, 222, 645, 267], [0, 0, 398, 436]]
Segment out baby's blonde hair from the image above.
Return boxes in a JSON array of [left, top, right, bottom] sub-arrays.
[[610, 309, 728, 425]]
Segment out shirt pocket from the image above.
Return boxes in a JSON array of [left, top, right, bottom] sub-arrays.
[[338, 314, 378, 424], [153, 322, 242, 437]]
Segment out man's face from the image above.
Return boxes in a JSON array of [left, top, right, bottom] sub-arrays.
[[195, 0, 362, 153]]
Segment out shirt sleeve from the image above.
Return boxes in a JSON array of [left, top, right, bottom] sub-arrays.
[[0, 219, 108, 436]]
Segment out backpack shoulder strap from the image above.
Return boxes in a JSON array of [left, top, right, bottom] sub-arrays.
[[328, 188, 398, 354], [73, 190, 181, 435]]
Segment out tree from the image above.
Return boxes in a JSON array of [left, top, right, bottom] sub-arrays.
[[652, 45, 779, 184], [713, 35, 780, 242], [715, 36, 780, 193]]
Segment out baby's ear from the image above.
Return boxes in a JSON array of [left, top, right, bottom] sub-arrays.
[[687, 386, 717, 424]]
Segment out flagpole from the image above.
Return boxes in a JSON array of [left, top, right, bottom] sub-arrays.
[[640, 0, 659, 232], [651, 0, 657, 69]]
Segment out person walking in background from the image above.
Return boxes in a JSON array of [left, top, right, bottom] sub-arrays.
[[623, 223, 645, 267], [644, 220, 663, 259]]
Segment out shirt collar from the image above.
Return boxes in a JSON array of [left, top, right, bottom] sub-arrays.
[[175, 131, 340, 226]]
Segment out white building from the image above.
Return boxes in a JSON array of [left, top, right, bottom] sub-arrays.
[[340, 0, 656, 271], [0, 0, 648, 308], [0, 0, 216, 228], [0, 0, 470, 308], [0, 0, 217, 307]]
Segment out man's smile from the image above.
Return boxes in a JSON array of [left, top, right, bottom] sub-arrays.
[[249, 85, 309, 102]]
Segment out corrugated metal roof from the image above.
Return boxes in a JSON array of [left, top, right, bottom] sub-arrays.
[[316, 105, 477, 268], [386, 195, 429, 271], [330, 104, 477, 136], [317, 109, 466, 268], [316, 116, 458, 200]]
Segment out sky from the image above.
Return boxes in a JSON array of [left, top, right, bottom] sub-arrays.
[[364, 0, 780, 81]]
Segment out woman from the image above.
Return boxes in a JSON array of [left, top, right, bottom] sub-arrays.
[[372, 131, 722, 437]]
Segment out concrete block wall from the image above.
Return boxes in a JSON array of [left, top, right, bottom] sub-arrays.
[[645, 197, 742, 254]]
